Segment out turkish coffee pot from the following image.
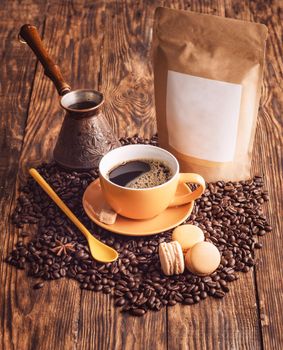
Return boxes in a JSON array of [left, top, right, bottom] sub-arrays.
[[19, 24, 120, 169]]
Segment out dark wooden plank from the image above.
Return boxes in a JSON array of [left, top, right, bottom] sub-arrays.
[[0, 1, 107, 349], [99, 0, 160, 139], [164, 1, 263, 349], [77, 2, 166, 349], [1, 0, 282, 349], [0, 0, 44, 250], [0, 1, 48, 349], [168, 279, 261, 350], [17, 1, 105, 173], [249, 1, 283, 349], [78, 293, 167, 350]]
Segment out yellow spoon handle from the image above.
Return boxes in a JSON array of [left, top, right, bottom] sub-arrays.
[[29, 168, 91, 240]]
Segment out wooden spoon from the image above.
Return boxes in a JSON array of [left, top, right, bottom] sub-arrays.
[[29, 168, 119, 263]]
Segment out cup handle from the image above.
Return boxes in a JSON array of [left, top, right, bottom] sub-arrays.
[[169, 173, 206, 207]]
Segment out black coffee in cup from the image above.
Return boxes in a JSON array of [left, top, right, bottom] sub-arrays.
[[108, 159, 173, 188]]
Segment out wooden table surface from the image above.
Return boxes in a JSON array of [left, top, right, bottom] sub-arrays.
[[0, 1, 282, 349]]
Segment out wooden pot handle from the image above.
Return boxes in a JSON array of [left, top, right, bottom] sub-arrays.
[[19, 24, 71, 96]]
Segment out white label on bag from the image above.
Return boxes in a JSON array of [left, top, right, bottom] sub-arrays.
[[166, 70, 242, 162]]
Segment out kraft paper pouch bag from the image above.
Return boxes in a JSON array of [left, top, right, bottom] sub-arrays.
[[153, 7, 268, 182]]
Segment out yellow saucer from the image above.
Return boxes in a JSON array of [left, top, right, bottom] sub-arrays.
[[82, 179, 194, 236]]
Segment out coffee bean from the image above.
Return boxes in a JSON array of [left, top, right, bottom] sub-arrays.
[[254, 242, 263, 249], [5, 136, 271, 317], [94, 285, 103, 292], [114, 290, 124, 297], [202, 276, 212, 283], [242, 266, 250, 273], [192, 293, 199, 301], [33, 282, 44, 289], [214, 290, 226, 298], [141, 247, 153, 254], [80, 283, 88, 289], [53, 263, 60, 270], [184, 298, 194, 305], [60, 268, 66, 277], [131, 295, 138, 304], [103, 286, 111, 294], [228, 258, 236, 267], [226, 275, 236, 282], [53, 271, 61, 279], [115, 297, 126, 306], [136, 297, 148, 306], [222, 285, 230, 293], [131, 308, 146, 316]]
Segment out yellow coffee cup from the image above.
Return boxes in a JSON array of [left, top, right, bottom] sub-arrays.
[[99, 144, 205, 220]]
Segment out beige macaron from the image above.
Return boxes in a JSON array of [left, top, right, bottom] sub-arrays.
[[159, 241, 185, 276], [185, 241, 221, 276], [172, 224, 205, 253]]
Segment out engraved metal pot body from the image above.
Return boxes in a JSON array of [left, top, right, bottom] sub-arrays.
[[53, 89, 120, 169]]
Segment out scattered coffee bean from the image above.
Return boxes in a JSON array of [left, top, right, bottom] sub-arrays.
[[33, 282, 44, 289], [115, 297, 126, 306], [131, 308, 146, 316], [254, 242, 263, 249], [214, 290, 226, 298], [184, 298, 194, 305], [6, 135, 271, 316]]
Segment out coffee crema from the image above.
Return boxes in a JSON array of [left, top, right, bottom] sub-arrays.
[[108, 159, 173, 189]]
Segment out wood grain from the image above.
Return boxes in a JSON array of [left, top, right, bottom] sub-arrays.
[[0, 0, 282, 349], [0, 1, 96, 349], [249, 1, 283, 349], [77, 2, 166, 349], [100, 0, 160, 139], [0, 1, 47, 349], [163, 1, 265, 349], [77, 293, 167, 350], [18, 1, 106, 175], [168, 277, 262, 350]]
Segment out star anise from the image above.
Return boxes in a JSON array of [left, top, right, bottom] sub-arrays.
[[50, 239, 76, 256]]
